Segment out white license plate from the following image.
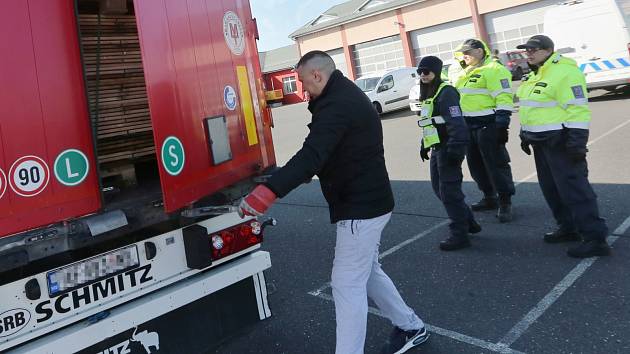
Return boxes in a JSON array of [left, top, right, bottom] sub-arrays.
[[46, 245, 140, 296]]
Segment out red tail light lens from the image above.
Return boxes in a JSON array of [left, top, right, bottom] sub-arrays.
[[507, 61, 514, 68], [210, 221, 263, 261]]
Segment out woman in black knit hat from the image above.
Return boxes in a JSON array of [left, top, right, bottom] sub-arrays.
[[413, 55, 481, 250]]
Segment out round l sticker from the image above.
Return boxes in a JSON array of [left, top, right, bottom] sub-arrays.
[[223, 11, 245, 56], [0, 168, 7, 200], [54, 149, 90, 186], [9, 156, 50, 197], [224, 85, 237, 110], [161, 136, 185, 176]]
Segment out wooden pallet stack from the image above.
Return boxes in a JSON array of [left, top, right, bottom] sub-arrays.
[[78, 13, 155, 167]]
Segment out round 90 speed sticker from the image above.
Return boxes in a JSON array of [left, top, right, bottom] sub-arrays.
[[9, 155, 50, 197]]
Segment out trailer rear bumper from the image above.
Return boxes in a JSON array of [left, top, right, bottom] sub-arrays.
[[7, 250, 271, 354]]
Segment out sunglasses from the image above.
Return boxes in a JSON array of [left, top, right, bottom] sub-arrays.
[[524, 48, 543, 54], [417, 69, 432, 75]]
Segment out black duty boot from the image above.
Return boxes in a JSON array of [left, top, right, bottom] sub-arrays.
[[469, 220, 482, 234], [471, 196, 498, 211], [497, 195, 512, 223], [439, 236, 471, 251], [567, 240, 611, 258], [544, 230, 581, 243]]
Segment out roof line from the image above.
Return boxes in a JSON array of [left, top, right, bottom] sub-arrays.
[[289, 0, 424, 39], [355, 0, 372, 12]]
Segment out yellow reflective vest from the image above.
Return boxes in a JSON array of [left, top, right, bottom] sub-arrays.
[[516, 53, 590, 132], [454, 42, 514, 117]]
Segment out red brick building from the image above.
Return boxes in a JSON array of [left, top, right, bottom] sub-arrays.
[[259, 44, 304, 105]]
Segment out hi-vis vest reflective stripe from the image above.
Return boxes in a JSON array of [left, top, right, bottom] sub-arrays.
[[418, 82, 448, 148], [455, 56, 514, 117], [517, 53, 591, 132]]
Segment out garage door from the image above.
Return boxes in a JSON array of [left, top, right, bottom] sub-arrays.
[[326, 48, 349, 78], [352, 35, 405, 78], [410, 18, 475, 64], [484, 0, 558, 52]]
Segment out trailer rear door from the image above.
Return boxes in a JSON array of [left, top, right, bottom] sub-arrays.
[[0, 0, 101, 237], [134, 0, 275, 212]]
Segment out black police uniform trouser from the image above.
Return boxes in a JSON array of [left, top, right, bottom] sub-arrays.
[[532, 135, 608, 241], [431, 146, 475, 238], [466, 120, 515, 198]]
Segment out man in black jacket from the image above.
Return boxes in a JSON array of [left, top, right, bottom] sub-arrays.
[[239, 51, 428, 354]]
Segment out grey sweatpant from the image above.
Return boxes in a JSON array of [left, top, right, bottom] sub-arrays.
[[332, 212, 424, 354]]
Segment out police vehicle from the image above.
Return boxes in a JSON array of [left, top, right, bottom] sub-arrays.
[[545, 0, 630, 90]]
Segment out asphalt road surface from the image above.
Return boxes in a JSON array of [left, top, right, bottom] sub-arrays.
[[215, 87, 630, 354]]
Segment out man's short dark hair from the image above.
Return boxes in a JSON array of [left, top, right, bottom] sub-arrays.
[[296, 50, 336, 75]]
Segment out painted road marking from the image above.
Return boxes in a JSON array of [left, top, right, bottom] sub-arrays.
[[314, 292, 526, 354]]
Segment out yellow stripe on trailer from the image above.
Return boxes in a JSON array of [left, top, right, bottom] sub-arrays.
[[236, 66, 259, 146]]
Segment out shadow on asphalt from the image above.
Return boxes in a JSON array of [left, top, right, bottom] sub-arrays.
[[589, 86, 630, 102]]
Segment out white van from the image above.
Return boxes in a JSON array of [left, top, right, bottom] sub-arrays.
[[355, 67, 418, 114], [544, 0, 630, 90]]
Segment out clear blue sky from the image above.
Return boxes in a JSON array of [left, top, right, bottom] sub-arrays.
[[250, 0, 348, 52]]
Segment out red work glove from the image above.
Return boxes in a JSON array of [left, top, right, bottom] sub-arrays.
[[238, 185, 277, 218]]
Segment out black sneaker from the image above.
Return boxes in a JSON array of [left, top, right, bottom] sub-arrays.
[[381, 326, 430, 354], [468, 220, 482, 234], [471, 197, 498, 211], [439, 236, 471, 251], [544, 230, 581, 243], [567, 240, 611, 258]]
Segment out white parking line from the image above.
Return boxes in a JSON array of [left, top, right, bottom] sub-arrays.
[[306, 119, 630, 352], [314, 292, 525, 354], [308, 219, 450, 296], [586, 118, 630, 147], [497, 215, 630, 348]]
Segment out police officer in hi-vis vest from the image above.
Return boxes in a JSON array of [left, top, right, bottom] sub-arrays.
[[454, 39, 516, 222], [412, 56, 481, 251], [516, 35, 611, 258]]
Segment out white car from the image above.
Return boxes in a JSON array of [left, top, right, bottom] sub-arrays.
[[355, 67, 418, 114]]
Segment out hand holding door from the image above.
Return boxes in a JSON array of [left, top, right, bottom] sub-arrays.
[[238, 185, 277, 218]]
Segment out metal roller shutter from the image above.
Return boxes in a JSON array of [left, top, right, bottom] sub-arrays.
[[484, 0, 558, 52], [352, 35, 405, 78], [410, 18, 475, 64], [326, 48, 349, 77]]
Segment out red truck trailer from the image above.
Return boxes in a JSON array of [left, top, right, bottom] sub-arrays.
[[0, 0, 276, 352]]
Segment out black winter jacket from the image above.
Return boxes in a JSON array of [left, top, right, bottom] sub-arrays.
[[430, 84, 469, 152], [265, 70, 394, 223]]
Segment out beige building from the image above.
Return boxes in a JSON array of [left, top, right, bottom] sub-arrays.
[[290, 0, 558, 80]]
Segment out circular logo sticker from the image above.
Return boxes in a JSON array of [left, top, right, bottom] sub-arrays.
[[0, 168, 6, 200], [224, 85, 237, 110], [161, 136, 185, 176], [223, 11, 245, 56], [9, 155, 50, 197], [54, 149, 90, 186]]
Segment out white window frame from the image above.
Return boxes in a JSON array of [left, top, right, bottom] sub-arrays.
[[282, 76, 297, 94]]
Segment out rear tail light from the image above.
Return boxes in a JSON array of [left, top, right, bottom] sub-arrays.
[[210, 220, 263, 261], [627, 42, 630, 57], [507, 61, 514, 68]]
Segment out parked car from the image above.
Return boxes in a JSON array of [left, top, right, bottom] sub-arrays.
[[497, 50, 531, 80], [354, 74, 382, 93], [355, 67, 418, 115]]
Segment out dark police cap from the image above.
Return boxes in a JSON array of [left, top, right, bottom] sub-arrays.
[[516, 35, 554, 50], [458, 39, 484, 52]]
